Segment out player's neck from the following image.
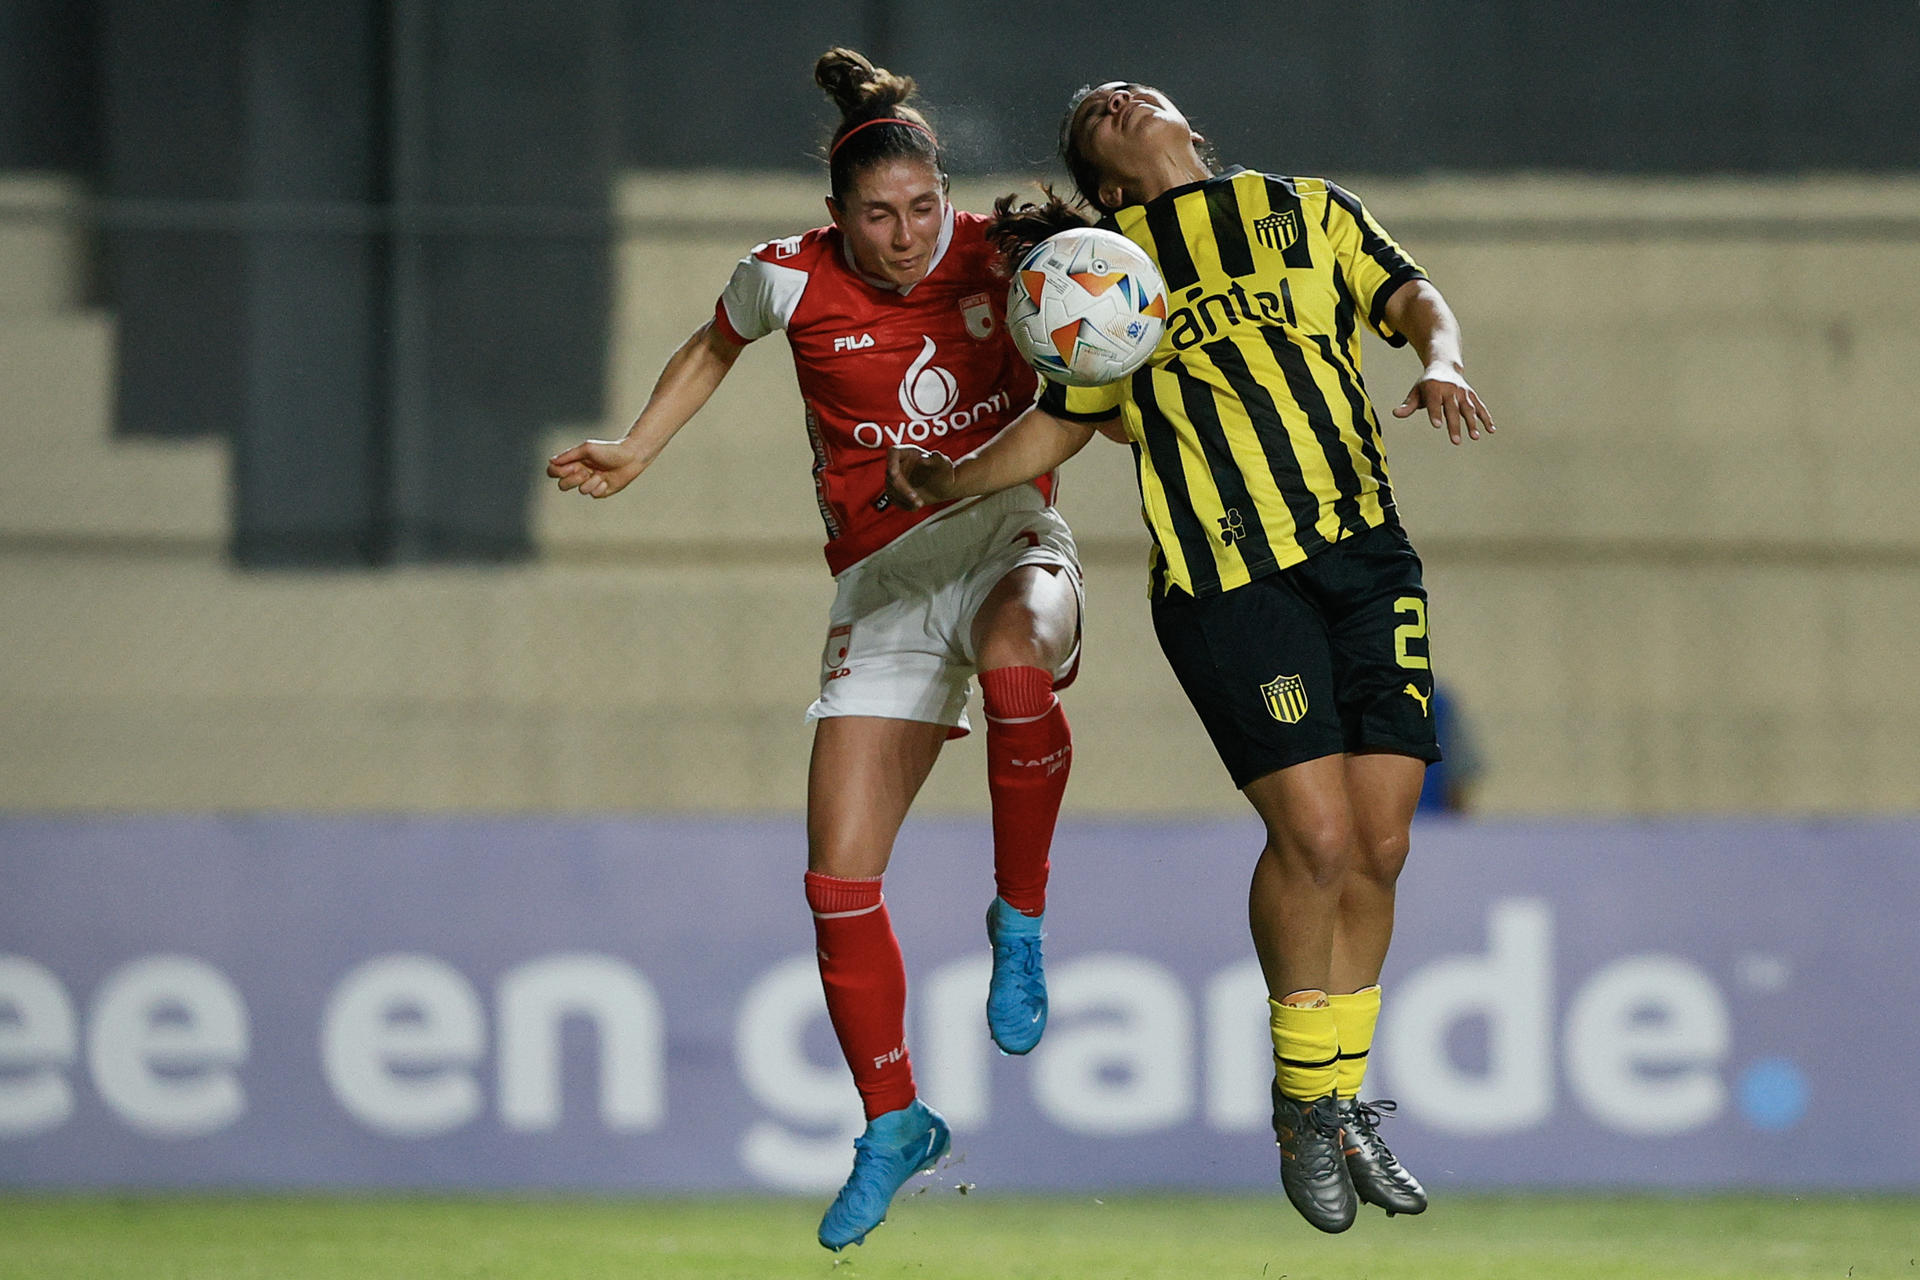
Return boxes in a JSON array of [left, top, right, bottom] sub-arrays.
[[1130, 150, 1214, 206]]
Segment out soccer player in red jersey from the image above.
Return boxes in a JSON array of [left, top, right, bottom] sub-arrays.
[[547, 49, 1080, 1250]]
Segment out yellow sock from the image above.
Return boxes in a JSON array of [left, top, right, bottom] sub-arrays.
[[1329, 985, 1382, 1098], [1268, 993, 1338, 1101]]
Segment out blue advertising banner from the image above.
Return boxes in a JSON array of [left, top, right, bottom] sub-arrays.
[[2, 817, 1915, 1191]]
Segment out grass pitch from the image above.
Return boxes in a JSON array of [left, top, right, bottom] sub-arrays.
[[1, 1191, 1913, 1279]]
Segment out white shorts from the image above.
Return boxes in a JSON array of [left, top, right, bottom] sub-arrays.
[[805, 484, 1083, 736]]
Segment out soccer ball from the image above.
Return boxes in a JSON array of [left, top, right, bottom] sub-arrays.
[[1006, 227, 1167, 387]]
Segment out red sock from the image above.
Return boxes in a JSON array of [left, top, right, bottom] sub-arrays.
[[980, 665, 1070, 917], [804, 871, 916, 1121]]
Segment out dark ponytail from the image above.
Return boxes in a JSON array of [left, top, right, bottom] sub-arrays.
[[813, 47, 944, 204], [987, 186, 1095, 267]]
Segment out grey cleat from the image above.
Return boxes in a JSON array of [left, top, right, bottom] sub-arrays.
[[1338, 1097, 1427, 1216], [1271, 1085, 1357, 1233]]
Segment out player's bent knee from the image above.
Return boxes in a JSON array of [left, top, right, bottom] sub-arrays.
[[1355, 830, 1411, 885], [976, 621, 1075, 678], [1263, 825, 1351, 890], [976, 637, 1059, 675]]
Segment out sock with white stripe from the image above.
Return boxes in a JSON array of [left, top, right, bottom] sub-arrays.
[[805, 870, 916, 1120]]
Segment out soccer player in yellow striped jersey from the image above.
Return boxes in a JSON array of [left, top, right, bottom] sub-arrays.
[[886, 80, 1495, 1234], [1054, 166, 1426, 596]]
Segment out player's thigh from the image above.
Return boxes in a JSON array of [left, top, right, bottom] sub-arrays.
[[1312, 523, 1441, 762], [1243, 753, 1355, 875], [1342, 751, 1426, 881], [806, 715, 950, 877], [961, 499, 1083, 678], [969, 563, 1079, 674], [1149, 574, 1345, 791], [808, 553, 975, 732]]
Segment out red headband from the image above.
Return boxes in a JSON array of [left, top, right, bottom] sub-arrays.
[[829, 115, 937, 160]]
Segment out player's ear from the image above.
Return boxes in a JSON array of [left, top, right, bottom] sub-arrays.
[[825, 195, 844, 229], [1097, 179, 1126, 212]]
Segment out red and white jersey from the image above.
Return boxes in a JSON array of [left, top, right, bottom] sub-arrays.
[[713, 208, 1046, 575]]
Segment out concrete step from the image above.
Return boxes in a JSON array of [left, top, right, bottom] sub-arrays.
[[0, 172, 87, 315], [0, 312, 225, 540]]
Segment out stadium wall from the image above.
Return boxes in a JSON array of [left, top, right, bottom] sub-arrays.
[[2, 814, 1914, 1191], [1, 173, 1917, 815]]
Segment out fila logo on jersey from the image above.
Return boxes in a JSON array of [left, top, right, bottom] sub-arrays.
[[833, 333, 875, 352], [851, 336, 1012, 449]]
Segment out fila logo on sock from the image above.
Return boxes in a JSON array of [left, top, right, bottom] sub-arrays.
[[871, 1042, 907, 1070]]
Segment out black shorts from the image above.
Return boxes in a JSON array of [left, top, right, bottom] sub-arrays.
[[1151, 520, 1442, 789]]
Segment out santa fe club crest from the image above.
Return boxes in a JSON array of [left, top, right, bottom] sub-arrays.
[[961, 292, 995, 340]]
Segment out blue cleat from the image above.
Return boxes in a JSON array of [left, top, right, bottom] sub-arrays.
[[985, 897, 1047, 1054], [817, 1099, 951, 1251]]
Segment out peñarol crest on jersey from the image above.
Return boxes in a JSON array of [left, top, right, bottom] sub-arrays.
[[1253, 209, 1299, 253], [961, 292, 995, 340], [1260, 673, 1309, 724]]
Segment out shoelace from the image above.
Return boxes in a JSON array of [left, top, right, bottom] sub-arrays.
[[1278, 1097, 1348, 1177], [1306, 1097, 1347, 1139], [1346, 1097, 1399, 1137], [993, 934, 1045, 995]]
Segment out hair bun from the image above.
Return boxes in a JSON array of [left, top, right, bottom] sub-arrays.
[[814, 46, 917, 119]]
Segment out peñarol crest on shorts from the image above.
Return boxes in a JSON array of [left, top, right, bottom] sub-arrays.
[[1260, 673, 1309, 724]]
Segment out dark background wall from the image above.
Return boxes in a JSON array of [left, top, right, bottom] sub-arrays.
[[624, 1, 1920, 175], [7, 1, 1919, 178], [1, 0, 1915, 566]]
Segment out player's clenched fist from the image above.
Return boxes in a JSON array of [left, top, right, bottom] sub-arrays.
[[885, 444, 957, 511], [547, 438, 646, 499]]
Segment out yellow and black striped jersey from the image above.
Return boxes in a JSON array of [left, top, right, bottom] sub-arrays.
[[1040, 167, 1426, 597]]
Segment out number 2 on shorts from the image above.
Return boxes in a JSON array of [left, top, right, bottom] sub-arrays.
[[1392, 597, 1429, 670]]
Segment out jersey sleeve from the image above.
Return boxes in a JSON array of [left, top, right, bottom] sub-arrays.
[[1038, 377, 1126, 422], [1322, 182, 1426, 347], [714, 241, 809, 344]]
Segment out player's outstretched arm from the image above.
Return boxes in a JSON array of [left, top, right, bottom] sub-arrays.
[[1384, 279, 1495, 446], [887, 404, 1104, 510], [548, 320, 746, 499]]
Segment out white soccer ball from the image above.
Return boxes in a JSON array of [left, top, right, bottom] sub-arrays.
[[1006, 226, 1167, 387]]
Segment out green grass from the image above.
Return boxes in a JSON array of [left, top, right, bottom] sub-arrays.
[[1, 1192, 1914, 1280]]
